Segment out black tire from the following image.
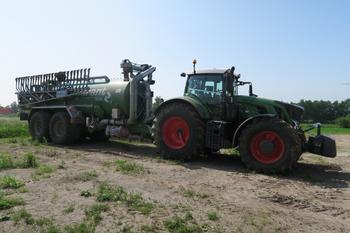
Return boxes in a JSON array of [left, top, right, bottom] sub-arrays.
[[239, 118, 301, 174], [29, 111, 51, 142], [49, 111, 82, 145], [90, 130, 109, 142], [153, 103, 205, 160], [294, 131, 306, 163]]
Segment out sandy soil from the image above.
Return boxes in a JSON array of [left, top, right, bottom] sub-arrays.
[[0, 135, 349, 233]]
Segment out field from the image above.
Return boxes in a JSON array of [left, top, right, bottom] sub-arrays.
[[0, 116, 349, 233]]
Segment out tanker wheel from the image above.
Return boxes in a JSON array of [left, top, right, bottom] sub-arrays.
[[153, 103, 205, 160], [29, 111, 51, 142], [239, 118, 300, 174], [90, 130, 109, 142], [49, 111, 82, 145]]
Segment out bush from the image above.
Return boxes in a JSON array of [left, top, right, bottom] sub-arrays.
[[336, 115, 350, 128]]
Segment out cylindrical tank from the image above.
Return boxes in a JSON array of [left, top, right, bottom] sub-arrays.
[[67, 80, 131, 119]]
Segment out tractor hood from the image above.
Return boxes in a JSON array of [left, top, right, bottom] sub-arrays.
[[235, 96, 304, 123]]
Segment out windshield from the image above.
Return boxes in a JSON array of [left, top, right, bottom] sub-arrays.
[[185, 74, 223, 103]]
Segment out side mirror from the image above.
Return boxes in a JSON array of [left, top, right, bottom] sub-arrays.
[[180, 72, 186, 77]]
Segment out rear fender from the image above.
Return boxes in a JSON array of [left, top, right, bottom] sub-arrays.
[[232, 114, 276, 147], [154, 97, 211, 120]]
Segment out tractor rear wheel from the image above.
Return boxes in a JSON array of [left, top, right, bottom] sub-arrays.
[[239, 118, 301, 174], [49, 111, 82, 145], [153, 103, 205, 160], [29, 111, 51, 142]]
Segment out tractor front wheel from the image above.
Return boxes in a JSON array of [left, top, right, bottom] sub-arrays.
[[239, 118, 300, 174], [153, 103, 205, 160], [49, 111, 82, 145]]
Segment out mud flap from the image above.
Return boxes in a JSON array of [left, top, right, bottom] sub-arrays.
[[307, 135, 337, 158]]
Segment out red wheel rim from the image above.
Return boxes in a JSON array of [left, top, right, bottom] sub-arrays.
[[250, 131, 285, 164], [162, 116, 190, 150]]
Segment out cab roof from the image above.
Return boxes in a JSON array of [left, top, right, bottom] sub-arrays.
[[187, 69, 227, 75]]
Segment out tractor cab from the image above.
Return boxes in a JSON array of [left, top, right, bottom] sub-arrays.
[[182, 61, 256, 121]]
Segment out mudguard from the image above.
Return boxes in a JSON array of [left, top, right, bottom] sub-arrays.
[[154, 96, 211, 120]]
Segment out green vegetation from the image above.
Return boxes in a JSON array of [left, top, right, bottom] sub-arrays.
[[0, 176, 25, 189], [0, 152, 38, 170], [301, 123, 350, 135], [115, 159, 145, 175], [34, 164, 54, 176], [80, 190, 92, 198], [180, 188, 209, 199], [207, 211, 219, 221], [0, 153, 14, 169], [0, 117, 28, 138], [12, 208, 35, 225], [140, 224, 159, 233], [75, 170, 98, 182], [64, 223, 95, 233], [164, 215, 202, 233], [296, 99, 350, 123], [336, 115, 350, 128], [97, 183, 154, 215], [84, 204, 109, 225], [0, 196, 25, 210], [63, 204, 75, 214], [20, 152, 38, 168]]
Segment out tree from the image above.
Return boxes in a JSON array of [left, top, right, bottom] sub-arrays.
[[152, 96, 164, 111], [10, 101, 19, 113]]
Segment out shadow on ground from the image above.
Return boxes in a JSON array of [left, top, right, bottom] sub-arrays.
[[63, 140, 350, 189]]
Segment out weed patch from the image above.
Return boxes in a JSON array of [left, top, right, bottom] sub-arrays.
[[180, 188, 209, 199], [84, 204, 109, 226], [63, 204, 75, 214], [20, 152, 38, 168], [0, 153, 14, 169], [0, 176, 25, 189], [164, 215, 202, 233], [115, 160, 145, 175], [97, 183, 154, 215], [207, 211, 219, 221], [0, 196, 25, 210]]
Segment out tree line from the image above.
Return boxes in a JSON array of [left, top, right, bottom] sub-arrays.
[[294, 99, 350, 123]]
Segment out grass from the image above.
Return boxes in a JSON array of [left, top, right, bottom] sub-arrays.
[[20, 152, 38, 168], [84, 204, 109, 226], [0, 117, 29, 138], [0, 196, 25, 210], [163, 215, 202, 233], [301, 123, 350, 135], [207, 211, 219, 221], [63, 204, 75, 214], [115, 159, 145, 175], [64, 222, 95, 233], [0, 152, 38, 170], [12, 208, 35, 225], [34, 164, 54, 176], [0, 153, 14, 169], [180, 188, 209, 199], [97, 183, 154, 215], [0, 176, 25, 189], [74, 170, 98, 182]]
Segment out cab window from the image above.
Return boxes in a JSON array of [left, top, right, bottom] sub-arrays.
[[185, 74, 223, 103]]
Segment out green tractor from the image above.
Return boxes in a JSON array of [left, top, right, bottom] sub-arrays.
[[153, 60, 336, 173]]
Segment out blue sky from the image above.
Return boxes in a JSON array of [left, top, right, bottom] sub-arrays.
[[0, 0, 349, 106]]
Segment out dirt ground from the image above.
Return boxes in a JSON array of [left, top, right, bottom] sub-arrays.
[[0, 135, 349, 233]]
